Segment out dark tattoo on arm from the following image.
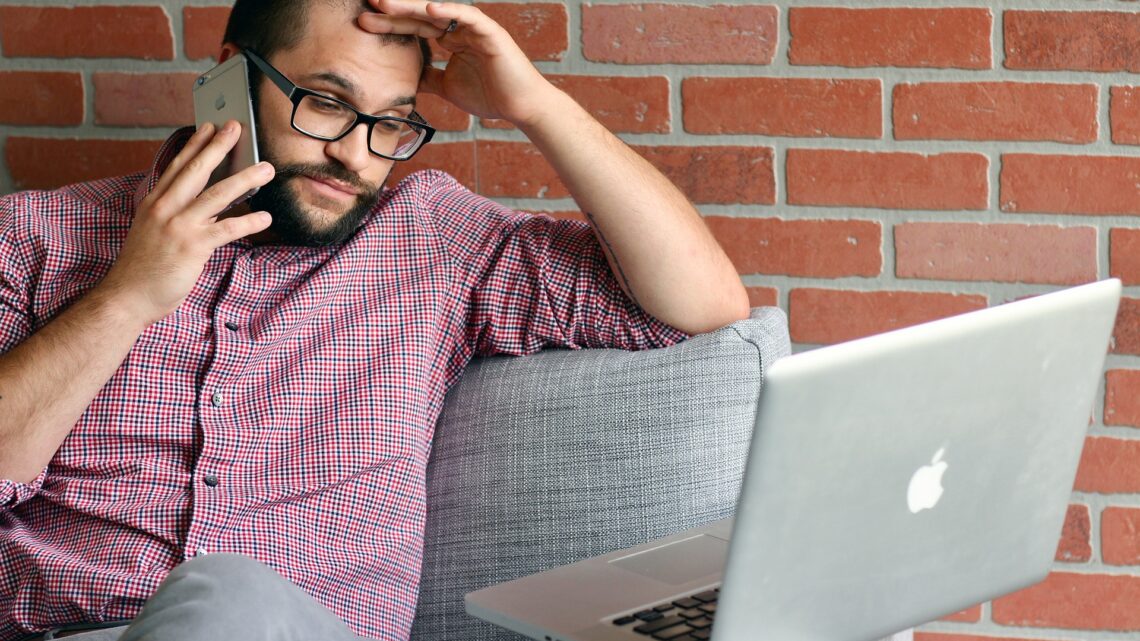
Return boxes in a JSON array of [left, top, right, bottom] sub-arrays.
[[585, 211, 642, 309]]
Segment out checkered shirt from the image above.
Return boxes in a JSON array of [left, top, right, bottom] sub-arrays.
[[0, 128, 687, 641]]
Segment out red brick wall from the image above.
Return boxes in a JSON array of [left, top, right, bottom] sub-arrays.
[[3, 2, 1140, 638]]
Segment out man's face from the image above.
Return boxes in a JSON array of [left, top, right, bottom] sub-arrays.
[[247, 7, 423, 247]]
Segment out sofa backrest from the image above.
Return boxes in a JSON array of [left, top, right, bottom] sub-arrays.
[[412, 307, 791, 641]]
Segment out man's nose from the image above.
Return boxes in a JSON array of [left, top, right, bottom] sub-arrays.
[[324, 122, 372, 173]]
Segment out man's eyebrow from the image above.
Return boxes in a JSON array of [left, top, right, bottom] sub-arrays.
[[300, 72, 417, 110]]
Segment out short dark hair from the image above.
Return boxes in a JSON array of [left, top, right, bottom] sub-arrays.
[[223, 0, 432, 79]]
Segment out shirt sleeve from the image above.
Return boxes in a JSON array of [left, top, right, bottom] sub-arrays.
[[418, 171, 690, 356], [0, 194, 47, 508]]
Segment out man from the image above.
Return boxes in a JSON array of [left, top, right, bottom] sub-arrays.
[[0, 0, 749, 639]]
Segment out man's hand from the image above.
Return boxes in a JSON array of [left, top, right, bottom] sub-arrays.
[[98, 121, 276, 326], [359, 0, 559, 128]]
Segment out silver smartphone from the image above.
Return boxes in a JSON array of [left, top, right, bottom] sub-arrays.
[[192, 53, 260, 196]]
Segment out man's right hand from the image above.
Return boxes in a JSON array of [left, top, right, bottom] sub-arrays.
[[98, 120, 276, 327]]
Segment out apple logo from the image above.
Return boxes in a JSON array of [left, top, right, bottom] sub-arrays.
[[215, 94, 226, 111], [907, 447, 948, 514]]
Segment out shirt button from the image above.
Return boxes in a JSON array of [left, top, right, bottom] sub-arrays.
[[203, 474, 219, 487], [211, 393, 223, 407], [225, 322, 239, 331], [196, 547, 208, 557]]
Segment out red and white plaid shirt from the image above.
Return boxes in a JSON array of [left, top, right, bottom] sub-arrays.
[[0, 129, 687, 641]]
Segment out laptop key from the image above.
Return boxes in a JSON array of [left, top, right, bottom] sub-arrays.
[[691, 630, 712, 640], [692, 590, 719, 603], [651, 624, 696, 640], [633, 616, 687, 635], [654, 603, 676, 613], [687, 617, 713, 629], [613, 616, 638, 626], [698, 603, 717, 614], [635, 611, 663, 622], [673, 597, 702, 609], [677, 608, 704, 619]]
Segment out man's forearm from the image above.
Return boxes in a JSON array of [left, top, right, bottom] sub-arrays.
[[516, 89, 750, 335], [0, 285, 151, 484]]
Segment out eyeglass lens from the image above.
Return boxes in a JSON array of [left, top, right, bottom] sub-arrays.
[[294, 94, 426, 159]]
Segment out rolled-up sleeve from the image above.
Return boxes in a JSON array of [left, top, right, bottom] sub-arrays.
[[420, 171, 690, 356], [0, 195, 45, 508]]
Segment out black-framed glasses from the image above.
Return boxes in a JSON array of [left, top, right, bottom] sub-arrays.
[[243, 48, 435, 161]]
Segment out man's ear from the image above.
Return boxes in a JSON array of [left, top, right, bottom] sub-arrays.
[[218, 43, 241, 63]]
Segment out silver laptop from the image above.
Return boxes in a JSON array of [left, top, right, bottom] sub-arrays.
[[466, 279, 1121, 641]]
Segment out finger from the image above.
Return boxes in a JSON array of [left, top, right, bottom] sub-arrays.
[[190, 160, 276, 220], [358, 13, 447, 38], [374, 0, 498, 38], [162, 120, 247, 206], [207, 210, 274, 248], [149, 122, 218, 199]]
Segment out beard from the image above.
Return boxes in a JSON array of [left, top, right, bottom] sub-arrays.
[[248, 145, 382, 248]]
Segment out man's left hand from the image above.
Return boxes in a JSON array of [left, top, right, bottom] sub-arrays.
[[359, 0, 558, 127]]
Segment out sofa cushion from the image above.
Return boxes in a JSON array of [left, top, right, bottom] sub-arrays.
[[411, 307, 791, 641]]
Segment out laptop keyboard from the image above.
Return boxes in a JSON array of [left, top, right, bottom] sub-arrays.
[[610, 587, 718, 640]]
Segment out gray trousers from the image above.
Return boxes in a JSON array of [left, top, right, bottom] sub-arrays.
[[39, 554, 376, 641]]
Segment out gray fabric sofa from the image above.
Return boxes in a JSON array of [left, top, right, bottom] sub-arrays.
[[411, 307, 792, 641]]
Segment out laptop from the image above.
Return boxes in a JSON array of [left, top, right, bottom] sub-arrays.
[[465, 279, 1122, 641]]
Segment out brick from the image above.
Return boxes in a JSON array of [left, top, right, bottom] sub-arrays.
[[384, 142, 476, 191], [531, 210, 586, 223], [1103, 507, 1140, 566], [1006, 11, 1140, 72], [1110, 229, 1140, 285], [0, 6, 173, 60], [634, 146, 774, 205], [683, 77, 881, 138], [0, 72, 84, 126], [789, 7, 991, 69], [993, 571, 1140, 629], [1001, 154, 1140, 215], [788, 289, 986, 345], [894, 82, 1097, 143], [1105, 369, 1140, 428], [917, 634, 1058, 641], [483, 76, 670, 134], [1075, 437, 1140, 494], [746, 287, 778, 308], [93, 73, 198, 128], [1111, 87, 1140, 145], [416, 93, 470, 132], [582, 4, 778, 65], [786, 150, 988, 211], [184, 7, 230, 61], [938, 606, 983, 623], [895, 223, 1097, 285], [475, 141, 568, 199], [1115, 298, 1140, 356], [1057, 504, 1092, 563], [704, 217, 881, 278], [475, 142, 775, 205], [475, 3, 567, 61], [6, 138, 164, 192]]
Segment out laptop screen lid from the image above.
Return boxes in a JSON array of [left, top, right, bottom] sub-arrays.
[[714, 278, 1121, 641]]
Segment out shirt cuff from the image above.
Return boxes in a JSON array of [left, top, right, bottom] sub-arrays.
[[0, 466, 47, 509]]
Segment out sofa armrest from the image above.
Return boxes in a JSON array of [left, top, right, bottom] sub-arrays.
[[411, 307, 791, 641]]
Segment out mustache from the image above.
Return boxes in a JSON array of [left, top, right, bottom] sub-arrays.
[[272, 162, 378, 196]]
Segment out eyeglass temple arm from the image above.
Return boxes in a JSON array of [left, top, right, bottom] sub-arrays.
[[242, 49, 296, 99]]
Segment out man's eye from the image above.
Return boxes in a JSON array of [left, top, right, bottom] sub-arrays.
[[377, 120, 403, 133], [311, 97, 346, 113]]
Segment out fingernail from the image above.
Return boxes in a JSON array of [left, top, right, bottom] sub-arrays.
[[224, 121, 238, 134]]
